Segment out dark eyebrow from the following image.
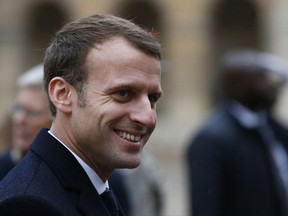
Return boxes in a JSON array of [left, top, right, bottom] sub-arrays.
[[105, 84, 135, 93], [107, 82, 162, 94]]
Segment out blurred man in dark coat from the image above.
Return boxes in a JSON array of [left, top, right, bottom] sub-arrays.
[[187, 50, 288, 216]]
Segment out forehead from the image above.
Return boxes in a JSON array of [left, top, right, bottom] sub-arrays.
[[85, 37, 161, 88], [86, 37, 158, 66], [16, 86, 47, 104], [17, 86, 45, 97]]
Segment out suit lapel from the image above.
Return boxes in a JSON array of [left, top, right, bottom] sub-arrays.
[[77, 177, 110, 216], [30, 129, 111, 216]]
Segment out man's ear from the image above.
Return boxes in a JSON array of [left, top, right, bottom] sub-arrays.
[[48, 77, 74, 113]]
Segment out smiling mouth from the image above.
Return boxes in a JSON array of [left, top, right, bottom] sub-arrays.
[[115, 130, 141, 142]]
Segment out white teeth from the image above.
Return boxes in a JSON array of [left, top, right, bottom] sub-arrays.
[[116, 131, 141, 142]]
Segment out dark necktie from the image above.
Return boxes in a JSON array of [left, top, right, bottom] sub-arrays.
[[257, 123, 288, 215], [100, 188, 120, 216]]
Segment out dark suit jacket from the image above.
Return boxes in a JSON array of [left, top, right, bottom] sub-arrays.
[[187, 104, 288, 216], [109, 170, 131, 216], [0, 151, 15, 180], [0, 128, 125, 216]]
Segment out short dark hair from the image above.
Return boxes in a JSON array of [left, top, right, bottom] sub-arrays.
[[44, 14, 161, 117]]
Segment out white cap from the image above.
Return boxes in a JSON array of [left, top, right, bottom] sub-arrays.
[[17, 64, 44, 88], [222, 49, 288, 79]]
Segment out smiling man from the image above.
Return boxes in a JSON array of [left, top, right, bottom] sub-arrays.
[[0, 14, 162, 216]]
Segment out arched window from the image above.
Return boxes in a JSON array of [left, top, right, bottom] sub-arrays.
[[212, 0, 261, 53], [210, 0, 262, 101], [115, 0, 162, 41], [25, 2, 69, 67]]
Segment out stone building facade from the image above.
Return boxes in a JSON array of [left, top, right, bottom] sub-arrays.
[[1, 0, 288, 214]]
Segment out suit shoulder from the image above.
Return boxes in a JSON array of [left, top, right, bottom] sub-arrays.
[[193, 109, 233, 140], [0, 151, 42, 192]]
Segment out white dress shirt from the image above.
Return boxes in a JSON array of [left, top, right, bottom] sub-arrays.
[[48, 130, 108, 195]]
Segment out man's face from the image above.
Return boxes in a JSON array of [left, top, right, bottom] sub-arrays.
[[12, 86, 51, 153], [71, 37, 162, 175], [243, 71, 284, 110]]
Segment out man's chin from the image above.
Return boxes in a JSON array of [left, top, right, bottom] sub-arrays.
[[118, 158, 141, 169]]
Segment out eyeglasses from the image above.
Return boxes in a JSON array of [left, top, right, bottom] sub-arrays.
[[11, 103, 47, 119]]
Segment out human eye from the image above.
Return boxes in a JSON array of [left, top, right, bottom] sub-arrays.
[[11, 103, 21, 114], [148, 93, 162, 108], [112, 89, 132, 102]]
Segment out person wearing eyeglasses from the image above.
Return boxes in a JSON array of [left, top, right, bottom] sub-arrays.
[[0, 64, 52, 180]]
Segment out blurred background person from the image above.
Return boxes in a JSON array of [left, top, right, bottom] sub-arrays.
[[186, 49, 288, 216], [0, 64, 52, 180], [119, 148, 164, 216]]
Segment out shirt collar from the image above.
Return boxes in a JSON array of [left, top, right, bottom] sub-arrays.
[[48, 130, 108, 195], [227, 101, 267, 129]]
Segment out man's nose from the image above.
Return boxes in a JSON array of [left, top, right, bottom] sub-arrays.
[[129, 97, 157, 128]]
